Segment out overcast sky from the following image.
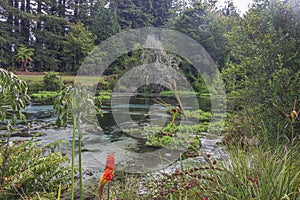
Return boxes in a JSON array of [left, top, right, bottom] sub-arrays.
[[227, 0, 254, 15], [216, 0, 254, 15]]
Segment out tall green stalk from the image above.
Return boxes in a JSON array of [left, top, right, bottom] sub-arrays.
[[291, 124, 294, 146], [71, 115, 76, 200], [77, 116, 83, 200]]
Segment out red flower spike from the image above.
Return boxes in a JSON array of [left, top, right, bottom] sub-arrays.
[[97, 154, 115, 200], [105, 154, 115, 171], [99, 154, 115, 186]]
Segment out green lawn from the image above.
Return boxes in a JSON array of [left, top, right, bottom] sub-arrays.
[[18, 74, 105, 86]]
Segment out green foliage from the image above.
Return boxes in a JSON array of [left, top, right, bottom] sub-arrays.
[[124, 106, 211, 149], [85, 0, 120, 44], [14, 46, 34, 72], [96, 77, 111, 91], [125, 122, 204, 152], [156, 125, 202, 153], [43, 72, 62, 91], [27, 81, 45, 93], [179, 123, 209, 133], [54, 86, 103, 127], [222, 0, 300, 143], [0, 68, 29, 123], [116, 0, 154, 29], [63, 22, 96, 72], [30, 91, 61, 104], [170, 1, 234, 69], [184, 109, 211, 121], [108, 143, 300, 200], [54, 87, 74, 127], [97, 90, 112, 101], [146, 134, 173, 147], [0, 137, 72, 200], [0, 68, 71, 199], [190, 73, 210, 94], [160, 90, 199, 96], [216, 145, 300, 200]]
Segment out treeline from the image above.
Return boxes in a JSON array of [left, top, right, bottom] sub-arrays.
[[0, 0, 236, 72]]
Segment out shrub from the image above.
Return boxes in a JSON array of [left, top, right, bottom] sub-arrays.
[[27, 81, 44, 92], [43, 72, 62, 91], [214, 145, 300, 200], [0, 136, 72, 199]]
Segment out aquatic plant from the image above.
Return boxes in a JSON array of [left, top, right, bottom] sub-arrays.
[[30, 91, 61, 104]]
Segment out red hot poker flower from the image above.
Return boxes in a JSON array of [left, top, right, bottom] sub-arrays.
[[97, 154, 115, 200], [99, 154, 115, 186]]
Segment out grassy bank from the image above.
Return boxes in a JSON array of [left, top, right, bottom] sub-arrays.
[[18, 74, 105, 87]]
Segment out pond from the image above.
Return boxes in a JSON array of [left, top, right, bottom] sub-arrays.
[[0, 94, 225, 178]]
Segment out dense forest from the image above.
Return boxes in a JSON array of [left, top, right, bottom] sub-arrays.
[[0, 0, 238, 73]]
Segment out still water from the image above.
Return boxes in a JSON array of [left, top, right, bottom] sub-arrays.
[[1, 94, 226, 176]]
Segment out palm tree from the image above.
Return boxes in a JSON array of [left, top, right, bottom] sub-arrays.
[[15, 45, 34, 72]]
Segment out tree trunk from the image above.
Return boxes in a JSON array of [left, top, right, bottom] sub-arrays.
[[23, 60, 28, 72]]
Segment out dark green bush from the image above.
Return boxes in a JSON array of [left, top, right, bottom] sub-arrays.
[[43, 72, 62, 91], [27, 81, 44, 92]]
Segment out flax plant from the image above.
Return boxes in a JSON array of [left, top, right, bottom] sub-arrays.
[[217, 143, 300, 200]]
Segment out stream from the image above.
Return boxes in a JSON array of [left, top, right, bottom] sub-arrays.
[[0, 94, 226, 180]]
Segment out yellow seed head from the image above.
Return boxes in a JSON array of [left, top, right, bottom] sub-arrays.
[[291, 110, 298, 124]]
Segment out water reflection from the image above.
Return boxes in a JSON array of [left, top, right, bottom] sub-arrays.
[[2, 94, 213, 173]]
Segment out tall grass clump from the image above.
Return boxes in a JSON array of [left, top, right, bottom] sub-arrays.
[[217, 143, 300, 200], [133, 143, 299, 200]]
